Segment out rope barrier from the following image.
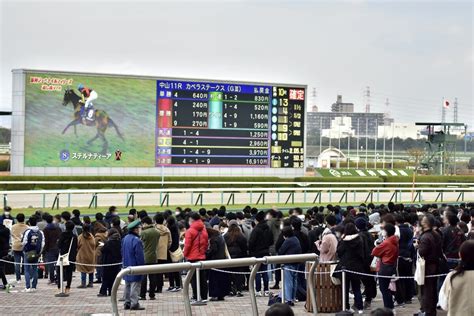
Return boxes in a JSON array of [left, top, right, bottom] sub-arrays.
[[0, 258, 57, 266], [210, 267, 281, 275], [0, 258, 451, 279], [0, 258, 122, 267], [70, 261, 123, 267], [279, 266, 450, 279]]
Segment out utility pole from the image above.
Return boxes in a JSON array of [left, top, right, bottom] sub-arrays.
[[365, 86, 371, 113], [441, 97, 446, 123], [453, 97, 458, 123]]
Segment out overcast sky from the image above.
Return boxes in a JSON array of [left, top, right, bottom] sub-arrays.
[[1, 0, 472, 129]]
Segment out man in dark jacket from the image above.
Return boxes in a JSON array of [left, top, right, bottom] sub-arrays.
[[337, 223, 365, 312], [98, 228, 122, 297], [248, 211, 273, 296], [355, 216, 377, 309], [418, 214, 444, 316], [122, 220, 145, 310], [278, 227, 302, 305], [42, 214, 62, 285]]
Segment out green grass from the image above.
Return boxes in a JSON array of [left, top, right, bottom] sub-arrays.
[[24, 73, 156, 167]]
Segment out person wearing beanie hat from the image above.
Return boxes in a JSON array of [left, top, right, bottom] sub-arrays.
[[122, 219, 145, 310], [355, 217, 368, 231], [248, 211, 273, 296]]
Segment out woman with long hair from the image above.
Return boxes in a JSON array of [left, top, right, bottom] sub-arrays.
[[76, 224, 96, 288], [224, 220, 248, 296], [206, 227, 231, 301], [56, 221, 77, 294], [439, 240, 474, 315], [166, 216, 182, 292]]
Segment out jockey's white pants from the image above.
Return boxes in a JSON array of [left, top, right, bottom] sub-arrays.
[[85, 90, 98, 109]]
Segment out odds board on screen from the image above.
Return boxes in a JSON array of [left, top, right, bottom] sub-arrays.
[[156, 80, 305, 168]]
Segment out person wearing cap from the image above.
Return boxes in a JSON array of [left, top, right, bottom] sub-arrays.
[[122, 219, 145, 310]]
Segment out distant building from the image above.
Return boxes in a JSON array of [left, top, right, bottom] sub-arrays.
[[321, 117, 354, 138], [331, 95, 354, 113], [378, 122, 424, 140], [307, 112, 388, 138]]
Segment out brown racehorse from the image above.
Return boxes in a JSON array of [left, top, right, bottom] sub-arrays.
[[62, 88, 124, 154]]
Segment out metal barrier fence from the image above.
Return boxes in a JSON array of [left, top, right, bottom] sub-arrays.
[[110, 254, 319, 316], [0, 255, 451, 315], [1, 185, 473, 209]]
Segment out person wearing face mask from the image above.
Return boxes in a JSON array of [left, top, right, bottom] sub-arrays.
[[371, 223, 399, 310], [174, 207, 184, 221], [0, 206, 14, 227], [218, 222, 229, 235], [104, 206, 119, 227]]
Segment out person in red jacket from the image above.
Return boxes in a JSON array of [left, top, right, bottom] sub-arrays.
[[184, 212, 209, 303], [372, 223, 399, 309]]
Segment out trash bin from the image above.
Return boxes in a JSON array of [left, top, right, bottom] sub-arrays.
[[306, 261, 342, 313]]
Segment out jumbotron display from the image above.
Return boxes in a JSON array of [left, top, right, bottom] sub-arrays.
[[22, 71, 305, 168], [156, 80, 305, 167]]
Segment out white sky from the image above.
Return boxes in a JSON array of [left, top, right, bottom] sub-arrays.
[[0, 0, 473, 129]]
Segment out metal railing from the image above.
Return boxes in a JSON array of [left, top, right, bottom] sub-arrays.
[[1, 185, 473, 209], [110, 254, 319, 316]]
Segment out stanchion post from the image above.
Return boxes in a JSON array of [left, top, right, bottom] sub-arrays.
[[196, 268, 201, 301], [342, 270, 347, 311], [249, 262, 262, 316], [193, 268, 206, 305], [54, 257, 68, 297], [281, 266, 285, 303], [307, 260, 318, 316], [182, 268, 195, 316]]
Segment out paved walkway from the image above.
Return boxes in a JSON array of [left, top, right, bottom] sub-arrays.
[[0, 272, 447, 316]]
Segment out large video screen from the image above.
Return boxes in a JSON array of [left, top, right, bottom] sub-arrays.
[[24, 71, 305, 168]]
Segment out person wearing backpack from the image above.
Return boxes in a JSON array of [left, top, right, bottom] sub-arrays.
[[21, 216, 45, 292]]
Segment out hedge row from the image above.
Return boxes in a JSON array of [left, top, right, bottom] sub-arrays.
[[0, 174, 471, 191]]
